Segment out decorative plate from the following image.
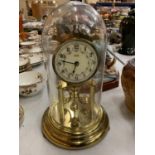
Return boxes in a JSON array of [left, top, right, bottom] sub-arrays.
[[19, 56, 29, 67], [21, 53, 43, 66], [20, 41, 36, 46], [28, 46, 42, 53]]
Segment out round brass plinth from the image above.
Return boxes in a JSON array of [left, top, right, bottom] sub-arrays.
[[42, 106, 110, 149]]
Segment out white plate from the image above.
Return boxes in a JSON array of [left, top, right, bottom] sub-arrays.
[[21, 53, 43, 66], [19, 56, 29, 67], [20, 41, 36, 46], [29, 46, 42, 53], [28, 35, 41, 40], [29, 30, 38, 35], [19, 71, 44, 96]]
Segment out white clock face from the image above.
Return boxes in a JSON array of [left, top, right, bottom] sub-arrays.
[[53, 39, 99, 83]]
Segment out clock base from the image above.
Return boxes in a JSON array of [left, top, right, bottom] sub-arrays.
[[42, 106, 109, 150]]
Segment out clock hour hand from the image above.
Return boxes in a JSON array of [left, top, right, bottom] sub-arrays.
[[72, 61, 79, 74], [72, 65, 77, 74]]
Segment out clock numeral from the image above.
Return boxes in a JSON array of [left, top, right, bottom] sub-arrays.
[[92, 60, 96, 64], [68, 73, 73, 78], [89, 52, 93, 57], [84, 46, 87, 51], [61, 69, 65, 73], [75, 74, 78, 80], [86, 53, 92, 58], [59, 54, 66, 59], [67, 47, 71, 54], [81, 50, 84, 54], [89, 68, 92, 72], [57, 62, 62, 66], [74, 44, 79, 51], [67, 47, 70, 52], [81, 72, 86, 77], [61, 68, 67, 73]]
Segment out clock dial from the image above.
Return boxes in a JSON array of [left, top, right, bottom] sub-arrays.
[[53, 39, 99, 83]]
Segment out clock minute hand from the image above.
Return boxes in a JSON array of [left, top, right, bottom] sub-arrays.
[[62, 60, 75, 65]]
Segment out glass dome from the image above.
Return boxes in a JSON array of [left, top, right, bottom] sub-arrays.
[[42, 1, 109, 149]]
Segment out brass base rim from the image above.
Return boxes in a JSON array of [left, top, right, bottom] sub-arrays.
[[42, 106, 110, 150]]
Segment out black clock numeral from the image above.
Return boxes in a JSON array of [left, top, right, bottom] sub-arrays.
[[57, 62, 62, 66], [67, 47, 70, 52], [84, 46, 87, 51], [89, 68, 92, 72], [89, 52, 93, 57], [67, 47, 71, 54], [59, 54, 66, 59], [68, 73, 73, 78], [81, 72, 86, 77], [61, 68, 67, 73], [75, 74, 78, 80], [81, 50, 84, 54], [92, 60, 96, 64], [74, 44, 79, 51], [61, 69, 65, 73]]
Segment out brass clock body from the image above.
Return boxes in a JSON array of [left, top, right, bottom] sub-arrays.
[[41, 1, 109, 149]]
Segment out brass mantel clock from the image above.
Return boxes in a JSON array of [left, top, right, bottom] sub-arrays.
[[42, 1, 109, 149]]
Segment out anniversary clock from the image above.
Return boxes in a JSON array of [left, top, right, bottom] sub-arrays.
[[42, 1, 109, 149]]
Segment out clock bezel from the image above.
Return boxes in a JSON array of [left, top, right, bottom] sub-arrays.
[[52, 38, 100, 84]]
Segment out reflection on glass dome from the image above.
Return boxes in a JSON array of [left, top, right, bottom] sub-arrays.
[[42, 1, 107, 53]]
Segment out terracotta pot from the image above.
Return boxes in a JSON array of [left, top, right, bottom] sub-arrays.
[[121, 58, 135, 112]]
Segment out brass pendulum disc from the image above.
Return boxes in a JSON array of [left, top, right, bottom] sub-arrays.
[[42, 105, 110, 150]]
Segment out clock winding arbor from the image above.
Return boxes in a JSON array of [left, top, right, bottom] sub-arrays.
[[42, 1, 109, 149]]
